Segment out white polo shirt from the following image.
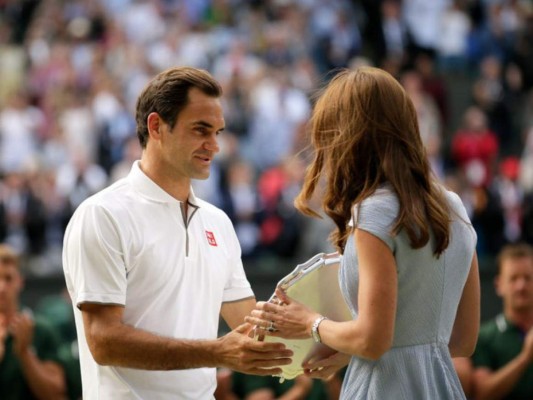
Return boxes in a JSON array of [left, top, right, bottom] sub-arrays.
[[62, 161, 254, 400]]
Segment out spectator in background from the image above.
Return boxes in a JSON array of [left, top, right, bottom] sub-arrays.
[[54, 148, 108, 220], [0, 243, 66, 400], [519, 125, 533, 244], [451, 106, 507, 257], [400, 68, 444, 179], [471, 56, 513, 154], [109, 135, 142, 183], [35, 288, 81, 400], [402, 0, 449, 58], [413, 52, 449, 127], [472, 243, 533, 400], [0, 170, 48, 258], [379, 0, 407, 65], [493, 156, 524, 244], [437, 0, 471, 74], [256, 156, 306, 259], [246, 67, 310, 171], [513, 12, 533, 90], [0, 90, 43, 174], [452, 105, 499, 188], [223, 158, 261, 259]]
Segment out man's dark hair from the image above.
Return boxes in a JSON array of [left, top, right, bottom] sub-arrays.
[[497, 243, 533, 274], [135, 67, 222, 148]]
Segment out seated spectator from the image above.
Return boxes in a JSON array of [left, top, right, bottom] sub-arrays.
[[0, 243, 66, 400], [451, 105, 499, 188], [35, 288, 81, 400], [472, 243, 533, 400]]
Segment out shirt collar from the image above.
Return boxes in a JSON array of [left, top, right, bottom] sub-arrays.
[[496, 314, 509, 332], [128, 160, 199, 206], [495, 313, 524, 333]]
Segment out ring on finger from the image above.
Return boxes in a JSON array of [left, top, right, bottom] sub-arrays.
[[266, 321, 276, 332]]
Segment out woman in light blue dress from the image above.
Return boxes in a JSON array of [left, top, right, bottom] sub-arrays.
[[247, 67, 480, 399]]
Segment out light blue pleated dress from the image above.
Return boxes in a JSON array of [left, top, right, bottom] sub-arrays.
[[339, 186, 477, 400]]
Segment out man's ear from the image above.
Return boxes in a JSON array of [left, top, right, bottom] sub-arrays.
[[147, 112, 163, 141]]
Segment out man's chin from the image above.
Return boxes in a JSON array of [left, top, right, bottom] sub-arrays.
[[511, 300, 533, 313], [192, 171, 210, 180]]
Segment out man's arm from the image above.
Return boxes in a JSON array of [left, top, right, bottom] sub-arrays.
[[10, 313, 66, 400], [473, 328, 533, 400], [81, 303, 292, 375], [221, 297, 256, 330]]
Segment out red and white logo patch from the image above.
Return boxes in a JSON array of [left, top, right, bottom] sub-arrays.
[[205, 230, 217, 246]]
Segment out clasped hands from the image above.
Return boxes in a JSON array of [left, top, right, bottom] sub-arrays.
[[0, 311, 34, 361], [245, 288, 350, 379], [246, 288, 320, 340]]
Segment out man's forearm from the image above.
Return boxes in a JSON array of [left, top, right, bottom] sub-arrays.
[[89, 322, 223, 370], [474, 353, 530, 400], [84, 306, 292, 376], [18, 350, 66, 400]]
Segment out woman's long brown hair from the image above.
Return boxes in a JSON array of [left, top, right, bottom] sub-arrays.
[[295, 67, 450, 256]]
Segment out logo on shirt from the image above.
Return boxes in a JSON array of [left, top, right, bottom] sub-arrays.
[[205, 230, 218, 246]]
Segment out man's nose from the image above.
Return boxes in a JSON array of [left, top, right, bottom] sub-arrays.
[[514, 277, 529, 291], [204, 135, 220, 153]]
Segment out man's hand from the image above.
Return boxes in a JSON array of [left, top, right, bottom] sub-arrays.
[[10, 312, 34, 358], [216, 323, 293, 376], [246, 289, 320, 340]]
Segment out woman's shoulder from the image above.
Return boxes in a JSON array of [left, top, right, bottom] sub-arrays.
[[440, 186, 470, 219], [360, 185, 399, 212], [356, 185, 399, 224]]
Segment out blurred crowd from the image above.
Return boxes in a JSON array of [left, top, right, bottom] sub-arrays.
[[0, 0, 533, 266], [2, 0, 533, 399], [1, 0, 533, 275]]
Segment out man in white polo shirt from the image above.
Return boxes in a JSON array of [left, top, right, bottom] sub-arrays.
[[62, 66, 292, 399]]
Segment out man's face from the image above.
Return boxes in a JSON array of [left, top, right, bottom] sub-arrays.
[[0, 262, 22, 313], [158, 88, 224, 182], [496, 256, 533, 313]]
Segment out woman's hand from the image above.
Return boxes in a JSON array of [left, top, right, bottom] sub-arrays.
[[245, 288, 321, 340], [303, 349, 351, 380]]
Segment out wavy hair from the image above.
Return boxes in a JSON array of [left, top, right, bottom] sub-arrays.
[[294, 67, 450, 256]]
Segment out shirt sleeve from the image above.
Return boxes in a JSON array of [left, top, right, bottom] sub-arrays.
[[220, 213, 254, 302], [354, 191, 398, 253], [63, 202, 127, 308]]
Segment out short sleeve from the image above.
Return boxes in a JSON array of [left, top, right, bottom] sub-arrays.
[[220, 213, 254, 302], [354, 190, 398, 253], [63, 203, 127, 308], [447, 190, 478, 246]]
